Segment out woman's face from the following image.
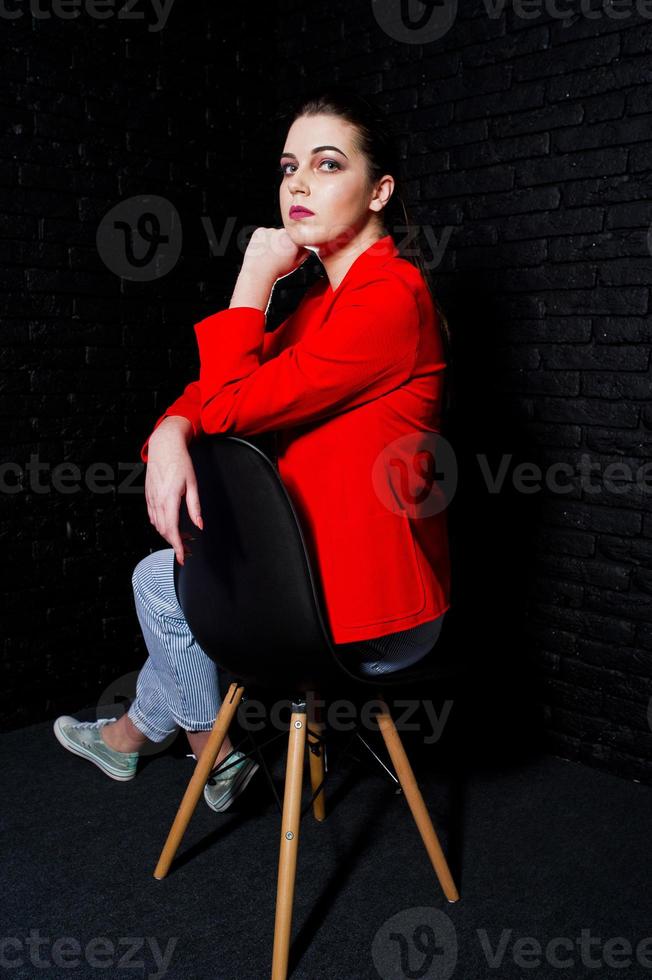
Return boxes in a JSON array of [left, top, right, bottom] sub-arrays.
[[278, 113, 391, 252]]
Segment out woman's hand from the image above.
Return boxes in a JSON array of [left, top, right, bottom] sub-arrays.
[[241, 227, 312, 285], [144, 417, 203, 566]]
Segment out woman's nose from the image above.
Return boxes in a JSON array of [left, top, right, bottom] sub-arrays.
[[288, 173, 309, 195]]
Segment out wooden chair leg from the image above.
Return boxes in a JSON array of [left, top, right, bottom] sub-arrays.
[[374, 692, 460, 903], [271, 700, 308, 980], [153, 680, 246, 881], [306, 692, 326, 822]]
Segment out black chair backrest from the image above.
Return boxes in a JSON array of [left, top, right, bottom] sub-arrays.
[[173, 435, 343, 691]]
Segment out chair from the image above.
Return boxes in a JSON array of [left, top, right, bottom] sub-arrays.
[[152, 434, 461, 980]]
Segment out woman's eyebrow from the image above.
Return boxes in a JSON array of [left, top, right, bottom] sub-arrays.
[[280, 146, 349, 159]]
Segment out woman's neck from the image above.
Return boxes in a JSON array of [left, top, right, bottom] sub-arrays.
[[318, 229, 388, 292]]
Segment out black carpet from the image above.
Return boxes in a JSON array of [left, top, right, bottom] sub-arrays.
[[3, 703, 651, 980]]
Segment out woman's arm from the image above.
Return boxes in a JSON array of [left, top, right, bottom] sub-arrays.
[[195, 274, 423, 437], [140, 228, 311, 461], [140, 327, 281, 462]]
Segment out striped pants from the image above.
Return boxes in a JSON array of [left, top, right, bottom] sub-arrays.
[[127, 549, 222, 742], [127, 548, 446, 743]]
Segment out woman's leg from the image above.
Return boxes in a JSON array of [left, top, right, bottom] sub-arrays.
[[101, 548, 234, 765]]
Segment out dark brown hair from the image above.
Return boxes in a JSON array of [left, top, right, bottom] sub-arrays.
[[282, 85, 453, 374]]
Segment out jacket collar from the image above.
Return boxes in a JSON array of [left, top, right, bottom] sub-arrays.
[[320, 233, 399, 303]]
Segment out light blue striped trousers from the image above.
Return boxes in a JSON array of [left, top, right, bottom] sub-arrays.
[[127, 547, 446, 743], [127, 548, 222, 742]]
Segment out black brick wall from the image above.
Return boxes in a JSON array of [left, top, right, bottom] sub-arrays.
[[2, 2, 651, 786]]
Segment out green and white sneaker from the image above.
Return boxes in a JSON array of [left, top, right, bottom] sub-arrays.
[[203, 750, 259, 812], [53, 716, 139, 782]]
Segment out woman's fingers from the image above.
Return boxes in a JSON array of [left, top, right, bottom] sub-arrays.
[[161, 498, 186, 565], [184, 477, 203, 530], [143, 441, 200, 562], [145, 477, 159, 530]]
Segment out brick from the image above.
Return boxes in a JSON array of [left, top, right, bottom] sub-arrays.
[[525, 421, 583, 446], [509, 318, 592, 343], [468, 185, 560, 221], [548, 56, 652, 101], [582, 373, 652, 399], [513, 34, 620, 82], [540, 500, 642, 535], [545, 288, 648, 316], [503, 207, 602, 239], [534, 396, 640, 427], [585, 426, 652, 455], [511, 369, 580, 396], [550, 231, 647, 263], [450, 133, 549, 169], [533, 527, 595, 556], [563, 175, 652, 208], [554, 115, 652, 153], [541, 344, 650, 370], [423, 164, 514, 198], [583, 91, 626, 123], [492, 102, 583, 137], [456, 80, 545, 122], [593, 317, 652, 342], [517, 147, 628, 185]]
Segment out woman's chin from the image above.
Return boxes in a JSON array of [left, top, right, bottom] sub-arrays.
[[284, 228, 327, 255]]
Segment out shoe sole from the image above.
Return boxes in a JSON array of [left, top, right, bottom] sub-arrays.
[[204, 758, 260, 812], [53, 717, 137, 782]]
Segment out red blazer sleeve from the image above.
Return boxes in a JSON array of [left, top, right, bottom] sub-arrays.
[[194, 275, 420, 437], [140, 327, 281, 463]]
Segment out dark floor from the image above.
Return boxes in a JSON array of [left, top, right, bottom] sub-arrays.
[[3, 697, 652, 980]]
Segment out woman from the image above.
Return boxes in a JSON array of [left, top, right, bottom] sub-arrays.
[[53, 87, 452, 811]]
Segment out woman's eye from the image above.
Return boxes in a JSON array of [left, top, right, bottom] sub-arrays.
[[278, 159, 340, 175]]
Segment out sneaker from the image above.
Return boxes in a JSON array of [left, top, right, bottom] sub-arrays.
[[53, 716, 139, 782], [203, 750, 259, 812]]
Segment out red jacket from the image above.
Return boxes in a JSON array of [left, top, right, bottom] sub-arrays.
[[140, 233, 451, 644]]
